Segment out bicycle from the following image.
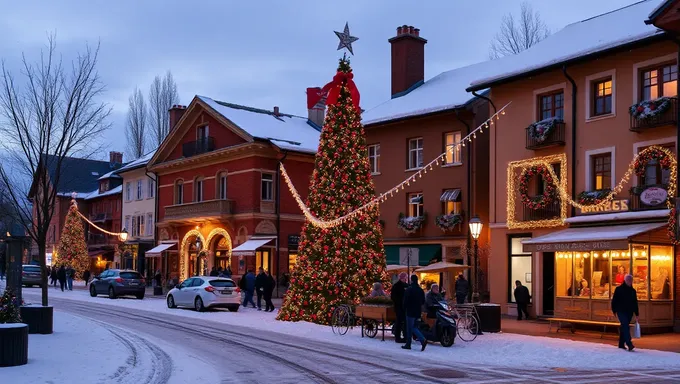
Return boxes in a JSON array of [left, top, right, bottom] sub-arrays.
[[331, 304, 355, 335], [450, 303, 480, 342]]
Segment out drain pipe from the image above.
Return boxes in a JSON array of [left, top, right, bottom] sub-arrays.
[[471, 91, 497, 224], [562, 65, 577, 217], [673, 39, 680, 196], [275, 150, 289, 298]]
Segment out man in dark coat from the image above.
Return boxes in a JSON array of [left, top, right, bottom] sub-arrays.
[[390, 272, 408, 343], [209, 266, 218, 277], [242, 270, 257, 308], [263, 271, 276, 312], [255, 267, 267, 310], [611, 274, 639, 351], [57, 265, 66, 292], [402, 274, 427, 351], [514, 280, 531, 320], [83, 270, 91, 287], [455, 273, 469, 304]]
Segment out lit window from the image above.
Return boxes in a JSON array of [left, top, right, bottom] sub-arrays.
[[368, 144, 380, 174], [509, 236, 532, 303], [261, 174, 274, 201], [408, 138, 423, 169], [591, 153, 611, 190], [445, 132, 462, 164], [641, 64, 677, 101], [408, 193, 423, 217], [592, 78, 613, 116], [441, 189, 462, 214]]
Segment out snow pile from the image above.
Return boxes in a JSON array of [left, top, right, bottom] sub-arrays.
[[24, 289, 680, 370]]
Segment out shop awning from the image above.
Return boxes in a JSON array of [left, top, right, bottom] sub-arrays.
[[440, 189, 461, 202], [386, 264, 409, 273], [146, 243, 177, 258], [409, 195, 423, 204], [232, 236, 276, 256], [521, 222, 667, 252], [415, 261, 470, 274], [385, 244, 442, 266]]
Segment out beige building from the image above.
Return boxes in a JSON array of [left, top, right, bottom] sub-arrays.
[[117, 151, 157, 278]]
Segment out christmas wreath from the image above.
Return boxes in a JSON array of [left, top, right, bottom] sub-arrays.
[[519, 165, 556, 209], [629, 97, 672, 120], [528, 117, 562, 143], [633, 147, 672, 176], [435, 213, 462, 232], [577, 189, 611, 205], [397, 212, 426, 234]]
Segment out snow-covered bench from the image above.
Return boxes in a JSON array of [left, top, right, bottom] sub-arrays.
[[548, 308, 619, 338]]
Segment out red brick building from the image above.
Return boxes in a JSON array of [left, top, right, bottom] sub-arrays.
[[83, 167, 123, 273], [147, 95, 322, 286]]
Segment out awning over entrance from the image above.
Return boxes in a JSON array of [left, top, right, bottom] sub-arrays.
[[385, 244, 442, 267], [521, 222, 667, 252], [146, 242, 177, 257], [232, 236, 276, 256]]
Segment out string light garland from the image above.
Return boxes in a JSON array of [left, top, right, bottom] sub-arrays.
[[280, 102, 511, 228], [70, 197, 128, 241]]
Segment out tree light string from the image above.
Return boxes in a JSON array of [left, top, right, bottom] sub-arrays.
[[280, 102, 511, 228]]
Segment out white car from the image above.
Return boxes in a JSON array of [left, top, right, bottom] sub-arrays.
[[166, 276, 240, 312]]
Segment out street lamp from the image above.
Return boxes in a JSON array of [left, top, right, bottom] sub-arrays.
[[468, 215, 483, 303], [118, 228, 128, 242]]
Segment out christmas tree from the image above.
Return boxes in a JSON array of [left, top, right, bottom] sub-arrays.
[[0, 288, 22, 323], [54, 201, 89, 279], [277, 57, 388, 324]]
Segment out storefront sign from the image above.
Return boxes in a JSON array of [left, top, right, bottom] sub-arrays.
[[288, 235, 300, 252], [523, 240, 629, 253], [578, 199, 629, 215], [640, 187, 668, 206]]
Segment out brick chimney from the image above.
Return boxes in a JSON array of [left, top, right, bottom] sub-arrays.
[[273, 106, 280, 116], [388, 25, 427, 98], [168, 105, 187, 131], [306, 87, 327, 128], [109, 151, 123, 167]]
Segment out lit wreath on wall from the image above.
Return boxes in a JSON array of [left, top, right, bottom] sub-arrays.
[[518, 165, 557, 210], [633, 146, 672, 176]]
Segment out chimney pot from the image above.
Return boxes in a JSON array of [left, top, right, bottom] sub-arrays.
[[409, 26, 414, 34], [273, 106, 280, 116], [414, 28, 420, 37], [389, 25, 427, 97], [169, 104, 187, 131], [397, 26, 402, 35]]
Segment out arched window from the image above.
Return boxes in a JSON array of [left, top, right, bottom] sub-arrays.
[[217, 171, 228, 200], [194, 176, 204, 202], [175, 180, 184, 204]]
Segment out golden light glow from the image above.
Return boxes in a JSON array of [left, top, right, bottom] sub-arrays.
[[71, 199, 129, 241], [179, 229, 206, 281]]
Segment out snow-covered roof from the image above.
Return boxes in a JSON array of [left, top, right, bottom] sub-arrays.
[[97, 170, 122, 181], [199, 96, 321, 154], [361, 61, 494, 125], [647, 0, 671, 20], [115, 150, 157, 174], [83, 185, 122, 200], [469, 0, 665, 90]]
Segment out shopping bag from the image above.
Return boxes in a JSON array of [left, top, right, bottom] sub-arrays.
[[632, 322, 641, 339]]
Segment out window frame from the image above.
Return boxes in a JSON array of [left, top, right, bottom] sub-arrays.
[[146, 213, 153, 236], [444, 132, 462, 165], [592, 77, 613, 117], [136, 180, 143, 200], [638, 143, 674, 187], [407, 137, 424, 170], [591, 153, 612, 191], [441, 189, 462, 215], [175, 180, 184, 205], [537, 91, 565, 121], [407, 192, 424, 217], [218, 172, 228, 200], [368, 144, 381, 174], [194, 177, 204, 202], [125, 182, 132, 202], [147, 179, 155, 199], [261, 173, 274, 201], [640, 62, 678, 101], [507, 234, 533, 303]]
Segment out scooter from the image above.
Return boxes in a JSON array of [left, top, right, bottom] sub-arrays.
[[415, 300, 456, 347]]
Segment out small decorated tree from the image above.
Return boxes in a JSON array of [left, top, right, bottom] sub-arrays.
[[54, 201, 90, 278], [0, 288, 22, 323]]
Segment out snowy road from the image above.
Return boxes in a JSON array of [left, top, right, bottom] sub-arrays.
[[19, 289, 680, 384]]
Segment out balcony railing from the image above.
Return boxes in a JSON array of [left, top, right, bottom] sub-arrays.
[[630, 97, 677, 132], [182, 137, 215, 157], [522, 199, 561, 221], [89, 212, 112, 223], [629, 184, 670, 211], [164, 199, 234, 221], [526, 121, 566, 150]]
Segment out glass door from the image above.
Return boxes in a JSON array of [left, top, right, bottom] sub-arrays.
[[255, 250, 271, 271]]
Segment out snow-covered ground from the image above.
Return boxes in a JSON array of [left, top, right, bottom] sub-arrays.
[[20, 285, 680, 371]]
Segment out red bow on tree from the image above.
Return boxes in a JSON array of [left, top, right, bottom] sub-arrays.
[[321, 71, 360, 110]]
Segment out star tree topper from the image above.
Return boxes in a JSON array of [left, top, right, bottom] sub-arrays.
[[334, 22, 358, 55]]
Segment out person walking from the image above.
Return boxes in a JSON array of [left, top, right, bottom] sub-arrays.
[[455, 273, 469, 305], [255, 267, 267, 310], [66, 266, 74, 291], [612, 274, 639, 351], [402, 274, 427, 351], [57, 265, 66, 292], [154, 269, 162, 288], [209, 266, 218, 277], [263, 270, 276, 312], [242, 270, 257, 309], [391, 272, 408, 343], [83, 270, 91, 287], [50, 266, 57, 287], [225, 266, 232, 278], [514, 280, 531, 320]]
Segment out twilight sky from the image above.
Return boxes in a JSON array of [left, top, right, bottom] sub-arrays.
[[0, 0, 640, 160]]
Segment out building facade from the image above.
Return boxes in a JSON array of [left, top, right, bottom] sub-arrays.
[[147, 96, 320, 289], [468, 0, 679, 331], [362, 25, 491, 297], [84, 169, 123, 273]]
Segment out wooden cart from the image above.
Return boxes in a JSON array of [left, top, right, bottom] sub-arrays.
[[355, 304, 396, 341]]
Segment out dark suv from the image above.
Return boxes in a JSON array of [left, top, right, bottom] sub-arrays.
[[22, 265, 43, 287], [90, 269, 145, 299]]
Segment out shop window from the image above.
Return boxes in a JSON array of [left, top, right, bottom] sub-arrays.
[[289, 253, 297, 271], [632, 244, 649, 300], [256, 250, 271, 271], [591, 251, 611, 299], [591, 153, 611, 190], [261, 173, 274, 201], [408, 193, 423, 217], [556, 252, 573, 297], [444, 132, 462, 164], [573, 252, 592, 298], [611, 250, 631, 290], [538, 91, 564, 120], [368, 144, 380, 174], [650, 245, 673, 300], [408, 138, 423, 169], [508, 236, 532, 303], [641, 63, 677, 101], [592, 78, 613, 116], [639, 143, 673, 186]]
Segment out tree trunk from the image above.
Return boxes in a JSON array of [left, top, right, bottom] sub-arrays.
[[38, 242, 48, 306]]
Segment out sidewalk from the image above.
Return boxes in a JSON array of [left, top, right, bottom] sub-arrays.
[[501, 315, 680, 353]]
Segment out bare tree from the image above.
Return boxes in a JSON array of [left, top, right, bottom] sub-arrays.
[[0, 36, 111, 305], [125, 87, 147, 159], [147, 71, 179, 147], [489, 2, 550, 59]]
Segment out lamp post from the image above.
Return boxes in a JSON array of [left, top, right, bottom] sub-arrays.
[[468, 215, 483, 303]]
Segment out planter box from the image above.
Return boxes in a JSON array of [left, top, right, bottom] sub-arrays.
[[0, 323, 28, 367], [20, 305, 53, 334]]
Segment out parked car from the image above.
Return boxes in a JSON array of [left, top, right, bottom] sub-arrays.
[[89, 269, 145, 299], [166, 276, 240, 312], [22, 265, 42, 287]]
